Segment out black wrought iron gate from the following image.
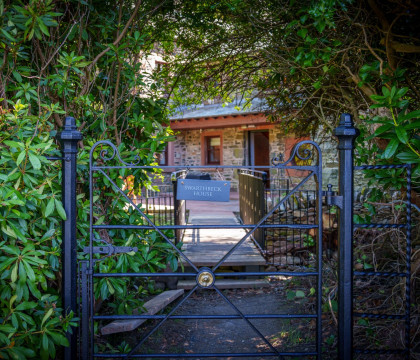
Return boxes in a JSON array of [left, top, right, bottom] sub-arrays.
[[76, 136, 324, 359], [53, 114, 413, 359]]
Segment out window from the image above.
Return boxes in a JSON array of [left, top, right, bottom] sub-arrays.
[[205, 136, 221, 165], [201, 132, 223, 165]]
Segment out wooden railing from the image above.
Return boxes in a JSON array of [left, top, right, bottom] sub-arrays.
[[238, 169, 267, 249]]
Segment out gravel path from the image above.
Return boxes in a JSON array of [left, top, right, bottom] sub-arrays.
[[115, 281, 319, 360]]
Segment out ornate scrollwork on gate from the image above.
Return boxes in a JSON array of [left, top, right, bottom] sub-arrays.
[[271, 140, 321, 167], [89, 140, 141, 167]]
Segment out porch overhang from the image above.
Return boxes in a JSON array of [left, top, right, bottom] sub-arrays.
[[170, 113, 277, 130]]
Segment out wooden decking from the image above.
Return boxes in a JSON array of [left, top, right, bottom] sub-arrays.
[[180, 215, 266, 268]]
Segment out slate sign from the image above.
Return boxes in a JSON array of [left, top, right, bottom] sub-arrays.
[[176, 179, 231, 202]]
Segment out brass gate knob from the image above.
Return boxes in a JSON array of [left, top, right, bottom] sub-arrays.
[[197, 270, 214, 288]]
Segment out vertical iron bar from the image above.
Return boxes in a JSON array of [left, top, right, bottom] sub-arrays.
[[169, 187, 173, 225], [316, 158, 323, 359], [172, 171, 186, 244], [248, 173, 250, 225], [252, 175, 255, 230], [238, 171, 241, 219], [405, 164, 412, 359], [299, 191, 302, 252], [253, 175, 257, 245], [161, 193, 163, 225], [173, 178, 178, 244], [334, 113, 359, 360], [253, 176, 257, 243], [57, 116, 82, 359], [145, 189, 149, 217], [80, 261, 89, 360], [246, 173, 249, 224], [158, 194, 161, 225], [292, 189, 295, 261], [241, 172, 243, 222], [285, 188, 288, 267], [244, 172, 247, 224], [164, 191, 167, 225], [88, 143, 95, 358], [167, 190, 169, 225], [153, 196, 156, 224], [77, 261, 81, 360]]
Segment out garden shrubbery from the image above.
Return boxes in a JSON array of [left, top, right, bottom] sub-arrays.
[[0, 1, 175, 358], [0, 102, 75, 359]]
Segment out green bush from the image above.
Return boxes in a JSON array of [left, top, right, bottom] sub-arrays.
[[0, 0, 177, 357], [355, 83, 420, 192], [0, 102, 76, 359], [0, 102, 178, 360]]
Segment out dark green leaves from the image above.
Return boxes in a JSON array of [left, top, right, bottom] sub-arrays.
[[297, 28, 308, 38], [28, 152, 41, 170], [367, 85, 420, 177], [0, 107, 73, 359], [396, 152, 420, 163], [54, 199, 67, 220], [395, 126, 408, 144], [370, 123, 393, 139], [45, 198, 55, 217], [383, 138, 399, 159]]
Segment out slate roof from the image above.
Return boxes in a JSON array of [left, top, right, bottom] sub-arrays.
[[169, 97, 268, 120]]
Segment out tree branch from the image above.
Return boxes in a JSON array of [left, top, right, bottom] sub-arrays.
[[88, 0, 143, 70], [388, 41, 420, 53]]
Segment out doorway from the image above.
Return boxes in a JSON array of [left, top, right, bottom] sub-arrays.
[[249, 131, 270, 185]]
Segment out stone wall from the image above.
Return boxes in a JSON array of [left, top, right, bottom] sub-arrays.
[[172, 126, 294, 190], [173, 127, 246, 189], [314, 129, 369, 191], [170, 125, 347, 191], [269, 126, 286, 159], [173, 130, 201, 166], [317, 135, 339, 188]]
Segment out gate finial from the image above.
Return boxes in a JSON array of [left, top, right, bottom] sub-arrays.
[[334, 113, 360, 149]]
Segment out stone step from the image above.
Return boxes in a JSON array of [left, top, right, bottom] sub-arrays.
[[180, 256, 266, 267], [100, 289, 184, 335], [177, 279, 269, 290]]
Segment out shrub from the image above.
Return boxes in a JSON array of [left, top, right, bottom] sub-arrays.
[[0, 102, 76, 359]]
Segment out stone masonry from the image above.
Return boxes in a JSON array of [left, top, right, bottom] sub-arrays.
[[173, 125, 294, 190], [168, 123, 363, 194]]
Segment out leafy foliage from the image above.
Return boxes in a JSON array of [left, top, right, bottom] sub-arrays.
[[0, 103, 76, 359], [1, 0, 419, 357], [369, 86, 420, 163], [355, 84, 420, 190], [0, 0, 177, 358], [165, 0, 419, 135], [163, 0, 419, 189]]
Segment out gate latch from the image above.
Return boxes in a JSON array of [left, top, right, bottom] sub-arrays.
[[325, 184, 343, 209], [83, 245, 138, 256]]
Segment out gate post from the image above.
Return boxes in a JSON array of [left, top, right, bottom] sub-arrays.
[[334, 113, 359, 360], [58, 116, 82, 360]]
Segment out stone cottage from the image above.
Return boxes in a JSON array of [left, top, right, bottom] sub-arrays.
[[161, 97, 314, 190], [141, 53, 339, 190]]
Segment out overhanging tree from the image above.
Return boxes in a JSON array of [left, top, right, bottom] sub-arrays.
[[163, 0, 419, 184]]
